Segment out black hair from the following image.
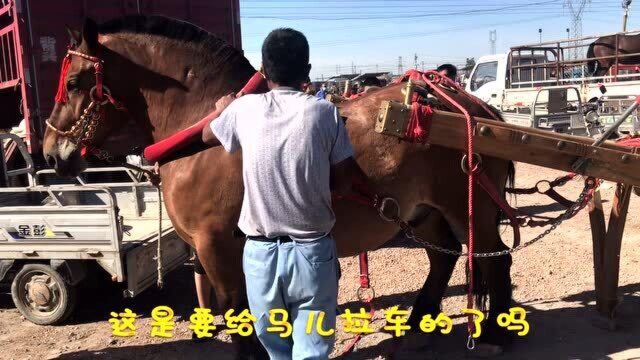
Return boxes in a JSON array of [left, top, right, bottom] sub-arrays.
[[262, 28, 310, 87], [362, 77, 382, 87], [436, 63, 458, 80]]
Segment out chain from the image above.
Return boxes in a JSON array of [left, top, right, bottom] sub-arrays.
[[393, 179, 596, 258], [46, 100, 103, 146]]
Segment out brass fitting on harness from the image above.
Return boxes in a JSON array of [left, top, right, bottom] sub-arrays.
[[402, 79, 415, 106]]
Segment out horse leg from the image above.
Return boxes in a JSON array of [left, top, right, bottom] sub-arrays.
[[400, 209, 461, 352], [194, 230, 268, 360]]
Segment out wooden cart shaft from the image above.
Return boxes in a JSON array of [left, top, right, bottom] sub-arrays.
[[378, 101, 640, 185]]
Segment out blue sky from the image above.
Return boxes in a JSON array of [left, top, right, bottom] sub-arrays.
[[239, 0, 631, 80]]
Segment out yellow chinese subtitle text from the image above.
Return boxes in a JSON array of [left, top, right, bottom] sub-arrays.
[[497, 307, 529, 336], [106, 307, 529, 339]]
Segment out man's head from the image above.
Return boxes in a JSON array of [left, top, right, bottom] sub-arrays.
[[262, 28, 311, 88], [436, 64, 458, 81]]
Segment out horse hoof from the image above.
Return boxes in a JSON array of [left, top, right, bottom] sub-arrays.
[[397, 331, 434, 352], [591, 314, 617, 331], [467, 343, 503, 358], [390, 332, 435, 359]]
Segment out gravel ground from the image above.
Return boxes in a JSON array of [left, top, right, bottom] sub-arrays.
[[1, 163, 639, 360]]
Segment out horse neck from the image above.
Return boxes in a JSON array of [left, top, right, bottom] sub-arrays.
[[106, 34, 254, 142]]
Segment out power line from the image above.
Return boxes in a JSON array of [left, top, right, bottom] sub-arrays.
[[241, 0, 564, 20]]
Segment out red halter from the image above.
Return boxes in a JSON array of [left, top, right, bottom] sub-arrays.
[[47, 48, 125, 147]]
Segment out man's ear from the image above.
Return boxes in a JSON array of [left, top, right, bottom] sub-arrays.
[[66, 25, 81, 46], [81, 18, 99, 51]]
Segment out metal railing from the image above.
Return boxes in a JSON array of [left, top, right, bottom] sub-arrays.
[[0, 0, 19, 89]]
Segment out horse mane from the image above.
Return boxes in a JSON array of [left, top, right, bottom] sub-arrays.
[[98, 15, 250, 68]]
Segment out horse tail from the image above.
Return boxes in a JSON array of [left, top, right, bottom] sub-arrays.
[[587, 42, 598, 75], [471, 260, 488, 311], [471, 159, 515, 310]]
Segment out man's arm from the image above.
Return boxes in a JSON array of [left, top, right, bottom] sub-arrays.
[[202, 93, 236, 146]]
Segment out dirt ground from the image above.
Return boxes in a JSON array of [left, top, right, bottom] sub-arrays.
[[1, 163, 640, 360]]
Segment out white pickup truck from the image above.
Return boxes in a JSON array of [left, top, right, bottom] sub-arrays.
[[0, 134, 190, 325], [465, 50, 640, 136]]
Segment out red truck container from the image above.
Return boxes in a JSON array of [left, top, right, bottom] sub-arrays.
[[0, 0, 241, 154]]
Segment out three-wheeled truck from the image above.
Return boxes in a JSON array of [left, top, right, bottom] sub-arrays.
[[0, 134, 189, 325]]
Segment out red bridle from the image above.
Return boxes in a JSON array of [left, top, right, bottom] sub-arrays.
[[46, 48, 125, 147]]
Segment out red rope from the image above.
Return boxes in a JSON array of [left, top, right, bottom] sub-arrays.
[[416, 70, 478, 339], [54, 55, 72, 103], [407, 102, 433, 144]]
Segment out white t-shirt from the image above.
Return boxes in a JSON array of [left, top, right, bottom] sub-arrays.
[[211, 87, 354, 239]]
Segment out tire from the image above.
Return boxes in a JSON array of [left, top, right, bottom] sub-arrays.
[[10, 263, 77, 325]]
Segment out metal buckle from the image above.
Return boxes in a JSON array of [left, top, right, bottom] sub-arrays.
[[466, 335, 475, 350], [535, 180, 552, 194], [461, 153, 483, 175], [89, 85, 111, 105], [378, 197, 400, 222], [357, 286, 376, 303]]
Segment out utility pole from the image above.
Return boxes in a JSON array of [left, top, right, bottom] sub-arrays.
[[489, 30, 497, 55], [538, 28, 543, 44], [398, 56, 403, 75], [566, 27, 570, 40], [623, 0, 632, 31], [414, 53, 418, 69], [565, 0, 591, 59], [421, 61, 425, 71], [351, 61, 355, 73]]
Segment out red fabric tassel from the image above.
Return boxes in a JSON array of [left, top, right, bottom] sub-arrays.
[[55, 55, 72, 103], [406, 102, 433, 144], [617, 135, 640, 148]]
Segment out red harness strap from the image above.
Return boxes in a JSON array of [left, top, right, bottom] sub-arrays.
[[339, 251, 376, 356]]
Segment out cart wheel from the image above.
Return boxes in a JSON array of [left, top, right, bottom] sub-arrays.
[[11, 264, 77, 325]]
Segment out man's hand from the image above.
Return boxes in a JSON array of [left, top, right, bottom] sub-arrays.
[[215, 93, 236, 112], [202, 93, 237, 146]]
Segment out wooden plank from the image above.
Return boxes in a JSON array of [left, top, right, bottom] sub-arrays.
[[424, 109, 640, 186], [588, 189, 606, 315], [601, 184, 633, 318]]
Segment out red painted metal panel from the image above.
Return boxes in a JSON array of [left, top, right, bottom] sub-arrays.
[[2, 0, 241, 154]]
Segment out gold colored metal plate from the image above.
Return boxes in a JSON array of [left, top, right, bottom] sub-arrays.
[[375, 100, 410, 138]]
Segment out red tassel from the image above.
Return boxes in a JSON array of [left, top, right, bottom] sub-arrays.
[[55, 55, 72, 103], [406, 102, 433, 144]]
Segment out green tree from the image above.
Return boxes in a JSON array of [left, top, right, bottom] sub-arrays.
[[463, 57, 476, 71]]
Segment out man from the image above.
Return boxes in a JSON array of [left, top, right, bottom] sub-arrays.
[[315, 84, 328, 100], [202, 28, 355, 359]]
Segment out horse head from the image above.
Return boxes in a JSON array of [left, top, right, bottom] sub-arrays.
[[43, 18, 141, 177]]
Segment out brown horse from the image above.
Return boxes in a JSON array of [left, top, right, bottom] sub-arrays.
[[43, 16, 515, 358], [587, 33, 640, 77]]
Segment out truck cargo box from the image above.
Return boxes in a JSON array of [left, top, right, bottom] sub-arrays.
[[0, 0, 241, 154]]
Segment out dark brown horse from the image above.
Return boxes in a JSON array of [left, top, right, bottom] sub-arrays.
[[587, 33, 640, 77], [43, 16, 516, 358]]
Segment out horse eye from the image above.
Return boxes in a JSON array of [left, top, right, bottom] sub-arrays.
[[66, 79, 79, 92]]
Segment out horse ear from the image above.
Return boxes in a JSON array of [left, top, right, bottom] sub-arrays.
[[81, 18, 99, 51], [65, 25, 81, 46]]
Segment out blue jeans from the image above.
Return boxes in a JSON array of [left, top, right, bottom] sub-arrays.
[[243, 235, 339, 360]]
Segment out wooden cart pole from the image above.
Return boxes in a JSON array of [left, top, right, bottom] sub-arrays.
[[600, 183, 633, 318], [589, 188, 606, 314]]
